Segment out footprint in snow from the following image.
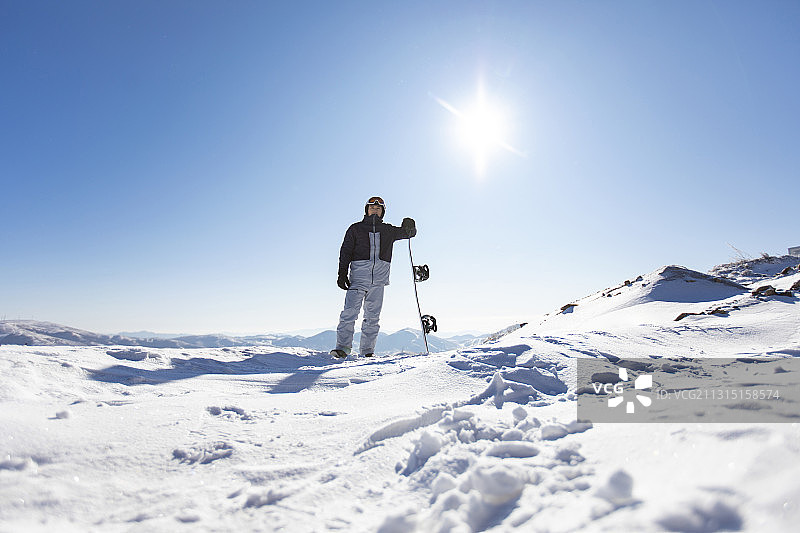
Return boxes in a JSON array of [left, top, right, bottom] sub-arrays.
[[207, 405, 253, 421], [0, 456, 38, 471], [173, 441, 233, 464]]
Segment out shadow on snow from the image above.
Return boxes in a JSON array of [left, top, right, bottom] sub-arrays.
[[86, 351, 344, 394]]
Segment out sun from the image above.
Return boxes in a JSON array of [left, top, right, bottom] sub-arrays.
[[458, 99, 507, 168], [434, 84, 524, 177]]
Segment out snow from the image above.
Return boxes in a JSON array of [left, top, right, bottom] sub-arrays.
[[1, 255, 799, 532]]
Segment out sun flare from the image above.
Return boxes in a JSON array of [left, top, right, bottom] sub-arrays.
[[458, 100, 507, 157], [434, 84, 524, 177]]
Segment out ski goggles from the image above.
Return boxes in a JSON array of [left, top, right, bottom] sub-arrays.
[[366, 197, 385, 207]]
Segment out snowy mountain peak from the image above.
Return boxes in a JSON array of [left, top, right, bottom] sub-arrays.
[[0, 320, 133, 347], [636, 265, 748, 304], [709, 254, 800, 285], [536, 256, 797, 332]]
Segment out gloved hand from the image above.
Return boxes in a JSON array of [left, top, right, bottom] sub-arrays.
[[402, 217, 417, 238], [337, 273, 351, 290]]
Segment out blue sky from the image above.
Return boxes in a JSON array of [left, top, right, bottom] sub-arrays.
[[2, 1, 799, 336]]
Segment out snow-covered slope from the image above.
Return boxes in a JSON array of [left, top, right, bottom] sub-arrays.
[[1, 256, 799, 532], [0, 321, 139, 347], [532, 264, 750, 330]]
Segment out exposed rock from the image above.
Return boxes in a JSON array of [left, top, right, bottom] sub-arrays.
[[676, 309, 726, 321], [560, 303, 578, 314], [752, 285, 777, 297], [752, 285, 794, 298]]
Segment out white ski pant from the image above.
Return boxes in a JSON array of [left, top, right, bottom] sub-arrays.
[[336, 285, 385, 355]]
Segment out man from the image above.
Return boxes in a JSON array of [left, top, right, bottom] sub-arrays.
[[331, 196, 416, 358]]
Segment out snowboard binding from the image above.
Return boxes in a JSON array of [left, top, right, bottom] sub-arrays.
[[413, 264, 430, 282], [421, 314, 437, 334]]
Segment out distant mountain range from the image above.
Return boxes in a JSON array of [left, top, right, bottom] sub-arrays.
[[0, 320, 501, 354]]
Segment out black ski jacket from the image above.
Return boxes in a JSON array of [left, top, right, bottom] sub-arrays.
[[338, 214, 416, 288]]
